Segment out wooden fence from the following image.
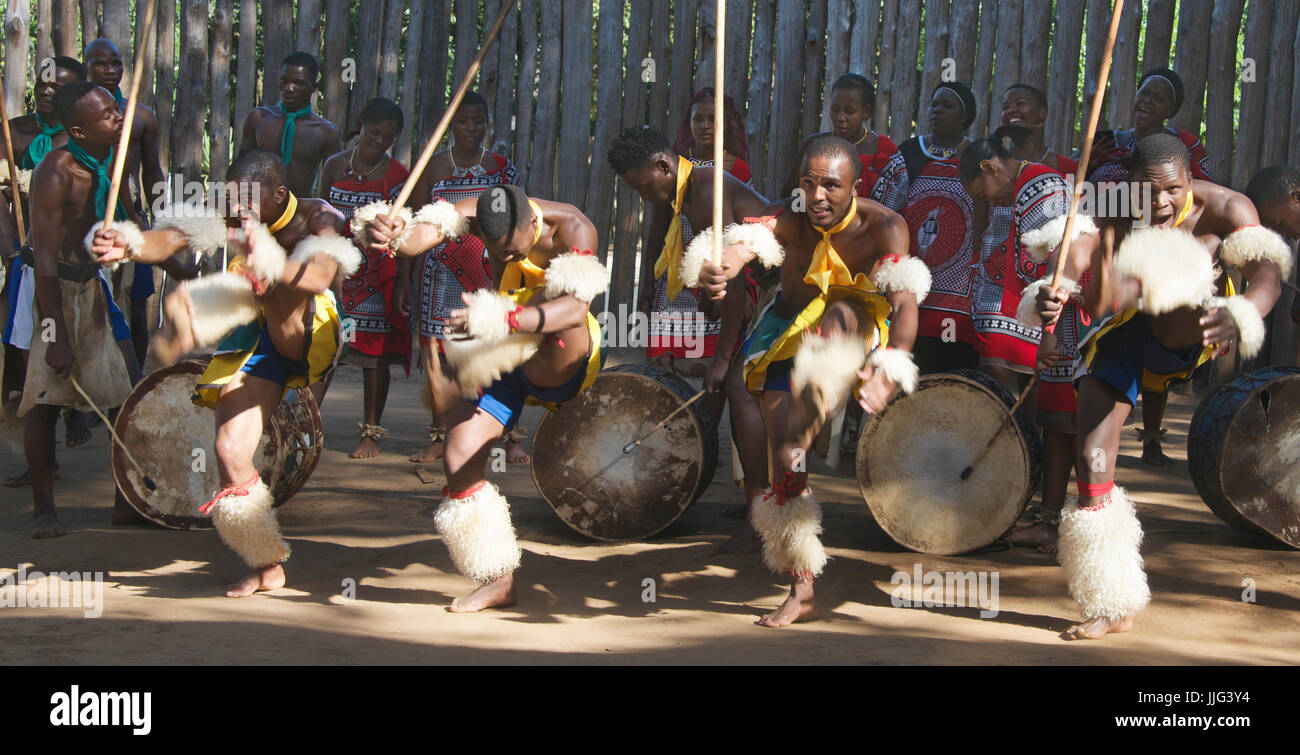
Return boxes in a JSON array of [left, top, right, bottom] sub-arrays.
[[2, 0, 1298, 361]]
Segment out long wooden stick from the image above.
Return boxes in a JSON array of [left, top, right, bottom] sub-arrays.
[[102, 0, 159, 229], [623, 389, 707, 454], [0, 82, 26, 245], [386, 0, 517, 219], [961, 0, 1126, 482], [711, 1, 725, 265]]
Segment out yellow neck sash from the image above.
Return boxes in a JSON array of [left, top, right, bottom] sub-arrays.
[[499, 199, 549, 294], [653, 156, 694, 300], [268, 192, 298, 233], [801, 204, 869, 294]]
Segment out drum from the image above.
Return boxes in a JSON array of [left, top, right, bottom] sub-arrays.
[[531, 364, 718, 541], [111, 360, 324, 530], [1187, 366, 1300, 549], [856, 369, 1042, 554]]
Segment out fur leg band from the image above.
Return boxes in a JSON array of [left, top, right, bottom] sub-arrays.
[[751, 486, 828, 578], [209, 476, 291, 568], [1057, 486, 1150, 622], [433, 481, 522, 583]]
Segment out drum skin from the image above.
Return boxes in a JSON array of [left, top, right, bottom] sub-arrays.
[[532, 365, 718, 541], [111, 360, 323, 530], [1188, 366, 1300, 549], [856, 369, 1042, 554]]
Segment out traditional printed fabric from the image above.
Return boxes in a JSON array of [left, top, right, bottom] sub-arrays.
[[1039, 268, 1092, 415], [973, 163, 1070, 366], [326, 157, 411, 372], [871, 137, 977, 343], [417, 153, 521, 343], [1087, 127, 1212, 184]]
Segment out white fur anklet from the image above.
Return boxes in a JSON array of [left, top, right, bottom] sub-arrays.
[[867, 346, 919, 394], [289, 233, 363, 276], [1209, 294, 1266, 358], [750, 487, 827, 578], [870, 254, 931, 304], [790, 332, 868, 413], [209, 476, 290, 568], [412, 199, 468, 241], [179, 272, 260, 346], [1017, 276, 1081, 328], [84, 220, 146, 271], [1057, 486, 1150, 622], [433, 481, 522, 583]]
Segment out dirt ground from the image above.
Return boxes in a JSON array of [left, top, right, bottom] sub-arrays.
[[2, 355, 1298, 666]]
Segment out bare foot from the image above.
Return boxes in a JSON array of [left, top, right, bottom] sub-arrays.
[[506, 442, 530, 464], [226, 563, 286, 598], [5, 466, 60, 487], [1008, 522, 1059, 553], [33, 513, 68, 539], [715, 522, 761, 554], [409, 440, 445, 463], [63, 410, 91, 447], [351, 436, 381, 459], [1062, 614, 1134, 640], [756, 580, 819, 628], [1141, 440, 1174, 467], [448, 574, 517, 613]]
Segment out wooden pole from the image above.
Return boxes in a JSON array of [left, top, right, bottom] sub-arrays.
[[0, 84, 27, 245], [387, 0, 517, 219], [712, 0, 724, 265], [102, 0, 158, 230]]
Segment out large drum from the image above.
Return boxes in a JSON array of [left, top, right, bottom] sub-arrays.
[[856, 369, 1042, 554], [112, 360, 324, 530], [531, 364, 718, 541], [1188, 366, 1300, 549]]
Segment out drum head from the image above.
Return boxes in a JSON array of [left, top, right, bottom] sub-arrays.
[[1189, 367, 1300, 549], [856, 370, 1040, 554], [112, 360, 323, 530], [532, 365, 717, 541]]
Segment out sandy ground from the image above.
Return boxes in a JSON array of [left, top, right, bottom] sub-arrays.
[[2, 355, 1298, 666]]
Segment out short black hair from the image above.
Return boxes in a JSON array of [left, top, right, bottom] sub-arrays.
[[1246, 165, 1300, 207], [51, 81, 100, 127], [281, 52, 320, 85], [959, 137, 1013, 182], [476, 185, 532, 241], [607, 126, 672, 175], [802, 134, 862, 182], [82, 37, 118, 59], [1130, 133, 1190, 175], [1137, 68, 1184, 115], [358, 97, 403, 133], [831, 73, 876, 109], [53, 56, 88, 81], [227, 149, 288, 189], [456, 91, 489, 118], [1004, 83, 1047, 109]]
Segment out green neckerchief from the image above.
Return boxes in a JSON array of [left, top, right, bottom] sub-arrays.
[[21, 113, 65, 169], [277, 102, 312, 165], [63, 139, 129, 221], [111, 87, 125, 106]]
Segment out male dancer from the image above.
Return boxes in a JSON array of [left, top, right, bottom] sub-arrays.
[[238, 52, 343, 198]]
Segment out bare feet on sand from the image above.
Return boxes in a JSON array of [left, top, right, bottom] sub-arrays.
[[351, 436, 381, 459], [64, 410, 91, 447], [33, 513, 68, 539], [1008, 522, 1059, 554], [1141, 440, 1174, 467], [449, 575, 518, 613], [5, 466, 60, 487], [506, 442, 529, 464], [226, 564, 286, 598], [409, 440, 445, 463], [1062, 615, 1134, 640], [715, 522, 761, 554], [756, 580, 819, 628], [112, 494, 153, 525]]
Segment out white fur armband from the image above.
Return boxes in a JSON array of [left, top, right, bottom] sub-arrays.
[[722, 222, 784, 269], [680, 226, 714, 289], [790, 332, 868, 413], [349, 200, 415, 249], [1210, 294, 1267, 358], [412, 199, 468, 240], [1020, 213, 1099, 264], [153, 203, 228, 257], [1113, 226, 1216, 314], [870, 255, 931, 304], [289, 233, 363, 276], [1219, 225, 1294, 280], [868, 347, 919, 395], [544, 252, 609, 303], [84, 220, 146, 271], [1016, 276, 1080, 328], [230, 222, 288, 283], [461, 288, 516, 343], [0, 160, 32, 194]]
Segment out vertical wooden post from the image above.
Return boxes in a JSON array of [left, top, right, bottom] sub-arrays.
[[398, 0, 427, 165], [102, 0, 129, 89], [891, 0, 922, 144], [481, 0, 502, 121], [558, 0, 594, 208], [668, 0, 698, 135], [873, 0, 900, 136], [1107, 0, 1141, 127], [1142, 0, 1175, 70], [37, 1, 54, 69], [349, 0, 384, 126], [1260, 1, 1300, 169], [236, 0, 260, 140], [989, 0, 1023, 130], [1290, 12, 1300, 167], [530, 9, 561, 197], [647, 0, 673, 136], [766, 0, 806, 189], [917, 0, 951, 140], [262, 0, 296, 110], [725, 0, 752, 113], [746, 0, 774, 187], [52, 0, 78, 56], [1019, 0, 1051, 94], [136, 0, 156, 111], [4, 2, 30, 119], [849, 0, 882, 81], [173, 0, 208, 186], [1230, 0, 1273, 190], [589, 0, 625, 254], [1082, 0, 1111, 134], [947, 0, 978, 79], [695, 0, 716, 90], [453, 0, 478, 87], [491, 0, 518, 151], [510, 0, 535, 171], [156, 0, 175, 171], [1205, 0, 1246, 182], [378, 0, 404, 101], [802, 0, 828, 139], [296, 0, 323, 58], [611, 0, 653, 312], [211, 0, 234, 181], [78, 0, 97, 49], [1170, 0, 1212, 136], [823, 0, 851, 131], [970, 0, 998, 139], [1047, 0, 1087, 155]]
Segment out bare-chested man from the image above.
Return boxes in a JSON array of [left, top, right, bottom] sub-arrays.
[[1032, 134, 1286, 639], [13, 82, 139, 537], [92, 149, 356, 596], [700, 136, 928, 627], [607, 125, 773, 554], [363, 184, 608, 612], [238, 52, 343, 199]]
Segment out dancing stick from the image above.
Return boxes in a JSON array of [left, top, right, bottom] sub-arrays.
[[0, 81, 26, 245], [961, 0, 1126, 482], [102, 0, 159, 231], [385, 0, 517, 219], [711, 0, 725, 265], [71, 377, 157, 491], [622, 389, 707, 454]]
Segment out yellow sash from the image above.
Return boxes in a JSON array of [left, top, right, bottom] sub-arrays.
[[499, 199, 548, 294], [653, 156, 693, 301], [802, 205, 863, 293], [268, 192, 297, 232]]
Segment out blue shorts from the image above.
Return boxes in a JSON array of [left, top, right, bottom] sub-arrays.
[[473, 361, 588, 432], [130, 263, 155, 300], [762, 358, 794, 392], [240, 321, 309, 387], [99, 273, 132, 342], [1086, 314, 1199, 405]]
